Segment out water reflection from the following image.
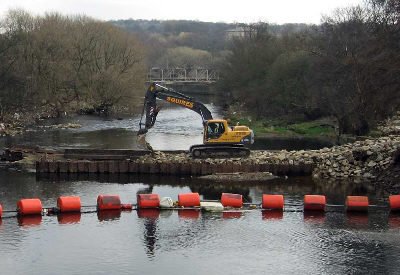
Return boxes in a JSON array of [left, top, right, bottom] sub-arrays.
[[262, 210, 283, 220], [346, 212, 369, 228], [137, 209, 160, 257], [178, 209, 200, 219], [57, 213, 81, 225], [17, 215, 42, 227], [2, 93, 400, 274], [137, 209, 160, 220], [389, 214, 400, 228], [35, 172, 382, 208], [222, 211, 242, 219], [304, 212, 325, 225], [97, 210, 121, 222]]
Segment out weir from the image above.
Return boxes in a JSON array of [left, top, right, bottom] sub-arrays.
[[35, 156, 314, 176], [0, 146, 316, 176]]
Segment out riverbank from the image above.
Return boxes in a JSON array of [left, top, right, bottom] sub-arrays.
[[0, 108, 68, 137], [227, 110, 387, 143], [231, 116, 338, 136], [27, 131, 398, 181], [2, 112, 400, 193], [0, 107, 132, 137]]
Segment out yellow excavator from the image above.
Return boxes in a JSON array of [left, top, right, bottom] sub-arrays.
[[138, 83, 254, 158]]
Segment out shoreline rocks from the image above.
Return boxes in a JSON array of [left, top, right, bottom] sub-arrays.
[[133, 134, 399, 180], [134, 115, 400, 180]]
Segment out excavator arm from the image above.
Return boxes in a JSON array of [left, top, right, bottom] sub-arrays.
[[138, 83, 213, 134]]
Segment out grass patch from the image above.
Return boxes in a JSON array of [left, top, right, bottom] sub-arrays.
[[367, 130, 382, 137], [229, 116, 336, 136], [288, 121, 335, 136]]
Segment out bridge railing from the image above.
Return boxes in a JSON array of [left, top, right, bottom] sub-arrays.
[[147, 67, 219, 83]]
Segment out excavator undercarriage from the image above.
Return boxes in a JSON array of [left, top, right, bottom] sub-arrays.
[[190, 144, 250, 158]]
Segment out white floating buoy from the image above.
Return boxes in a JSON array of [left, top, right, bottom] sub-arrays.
[[159, 197, 174, 208], [200, 201, 224, 212]]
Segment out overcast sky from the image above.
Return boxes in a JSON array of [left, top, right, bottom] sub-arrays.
[[0, 0, 365, 24]]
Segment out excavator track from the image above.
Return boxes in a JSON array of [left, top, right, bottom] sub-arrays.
[[189, 144, 250, 158]]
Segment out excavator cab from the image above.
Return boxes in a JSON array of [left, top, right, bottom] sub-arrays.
[[204, 120, 254, 146], [205, 121, 225, 140]]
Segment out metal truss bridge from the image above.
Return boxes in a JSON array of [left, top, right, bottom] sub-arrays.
[[147, 67, 219, 84]]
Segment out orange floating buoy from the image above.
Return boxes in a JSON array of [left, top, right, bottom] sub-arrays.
[[57, 212, 81, 225], [304, 195, 326, 211], [121, 204, 133, 210], [178, 193, 200, 207], [178, 209, 200, 219], [346, 196, 369, 212], [389, 195, 400, 211], [221, 193, 243, 208], [137, 194, 160, 208], [97, 195, 121, 210], [0, 203, 2, 217], [57, 196, 81, 212], [17, 199, 42, 215], [262, 194, 284, 209]]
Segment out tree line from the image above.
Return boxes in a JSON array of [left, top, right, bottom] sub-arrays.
[[0, 1, 398, 136], [0, 10, 146, 123], [110, 19, 232, 68], [218, 0, 399, 136], [111, 19, 310, 71]]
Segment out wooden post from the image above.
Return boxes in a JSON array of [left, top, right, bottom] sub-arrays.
[[49, 161, 58, 173], [160, 163, 168, 174], [89, 162, 98, 173], [128, 161, 138, 173], [108, 161, 117, 174], [36, 159, 49, 173], [139, 162, 151, 174], [190, 163, 201, 175], [149, 162, 160, 174], [169, 163, 179, 175], [59, 161, 68, 173], [68, 161, 78, 173], [98, 161, 106, 173], [180, 163, 191, 175], [77, 161, 86, 173], [119, 160, 129, 173]]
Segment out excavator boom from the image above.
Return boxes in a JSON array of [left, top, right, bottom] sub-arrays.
[[139, 83, 212, 134]]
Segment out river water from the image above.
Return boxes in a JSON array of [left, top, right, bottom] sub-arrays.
[[1, 93, 400, 274]]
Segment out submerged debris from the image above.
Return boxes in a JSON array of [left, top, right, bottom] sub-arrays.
[[199, 172, 277, 182]]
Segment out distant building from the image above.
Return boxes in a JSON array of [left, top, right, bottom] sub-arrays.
[[225, 27, 246, 40]]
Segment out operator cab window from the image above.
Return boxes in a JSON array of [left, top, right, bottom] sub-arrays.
[[206, 122, 225, 139]]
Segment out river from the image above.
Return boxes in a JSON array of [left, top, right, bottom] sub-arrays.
[[0, 91, 400, 274]]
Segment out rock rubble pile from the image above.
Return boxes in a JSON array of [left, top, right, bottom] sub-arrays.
[[311, 136, 400, 179], [137, 128, 400, 180]]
